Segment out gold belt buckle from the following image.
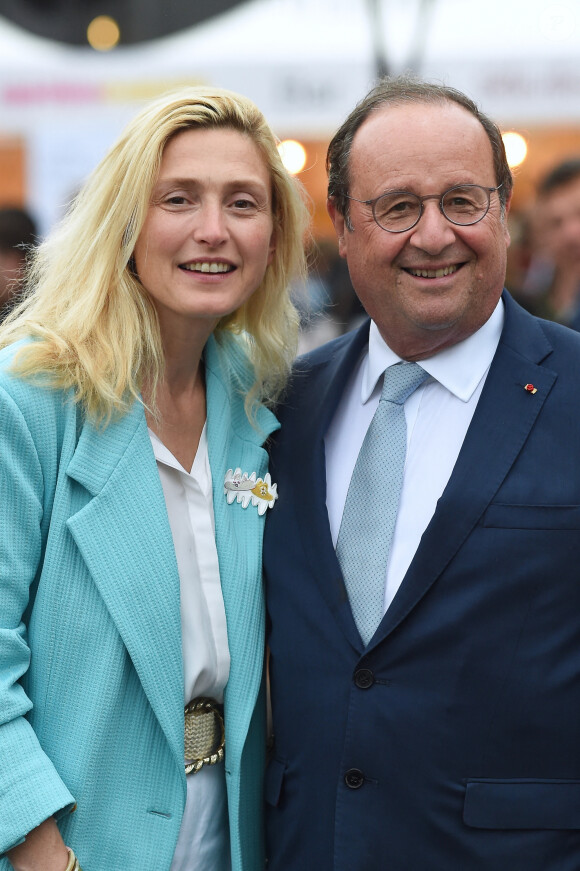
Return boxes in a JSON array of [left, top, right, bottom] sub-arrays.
[[184, 697, 225, 775]]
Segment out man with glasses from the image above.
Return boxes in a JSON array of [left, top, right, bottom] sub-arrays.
[[264, 76, 580, 870]]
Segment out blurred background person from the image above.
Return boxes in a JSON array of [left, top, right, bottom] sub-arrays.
[[0, 206, 37, 322], [0, 86, 307, 871], [296, 238, 365, 353], [524, 158, 580, 331]]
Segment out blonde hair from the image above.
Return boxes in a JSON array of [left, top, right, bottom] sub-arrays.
[[0, 86, 309, 423]]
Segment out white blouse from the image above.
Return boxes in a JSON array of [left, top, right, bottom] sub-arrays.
[[149, 425, 231, 871]]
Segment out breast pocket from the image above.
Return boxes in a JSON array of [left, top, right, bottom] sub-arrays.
[[463, 779, 580, 829], [482, 504, 580, 530]]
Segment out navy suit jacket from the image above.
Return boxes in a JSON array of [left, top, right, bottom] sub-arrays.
[[264, 292, 580, 871]]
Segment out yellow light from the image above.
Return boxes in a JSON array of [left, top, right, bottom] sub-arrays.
[[502, 131, 528, 169], [278, 140, 307, 175], [87, 16, 121, 51]]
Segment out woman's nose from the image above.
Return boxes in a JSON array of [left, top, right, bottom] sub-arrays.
[[191, 202, 229, 247]]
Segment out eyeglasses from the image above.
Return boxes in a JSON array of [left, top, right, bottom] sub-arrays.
[[345, 183, 503, 233]]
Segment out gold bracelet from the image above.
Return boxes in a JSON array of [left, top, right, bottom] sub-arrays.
[[64, 847, 82, 871]]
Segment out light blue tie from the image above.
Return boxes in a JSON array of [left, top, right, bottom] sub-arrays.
[[336, 362, 429, 645]]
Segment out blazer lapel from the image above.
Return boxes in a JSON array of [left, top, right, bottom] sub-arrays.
[[204, 336, 279, 752], [371, 294, 557, 645], [65, 403, 183, 767]]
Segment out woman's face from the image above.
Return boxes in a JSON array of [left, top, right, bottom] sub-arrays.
[[133, 126, 276, 339]]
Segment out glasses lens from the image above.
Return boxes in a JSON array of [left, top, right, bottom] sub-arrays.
[[441, 185, 490, 225], [374, 192, 421, 231]]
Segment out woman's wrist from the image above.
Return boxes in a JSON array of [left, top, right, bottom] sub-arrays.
[[6, 817, 71, 871]]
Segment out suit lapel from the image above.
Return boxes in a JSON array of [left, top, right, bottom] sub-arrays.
[[291, 324, 371, 648], [65, 402, 183, 767], [371, 294, 557, 646]]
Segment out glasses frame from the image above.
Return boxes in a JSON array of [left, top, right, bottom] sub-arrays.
[[345, 183, 503, 233]]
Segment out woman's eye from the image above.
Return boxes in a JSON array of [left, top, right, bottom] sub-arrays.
[[165, 195, 188, 206], [232, 198, 257, 211]]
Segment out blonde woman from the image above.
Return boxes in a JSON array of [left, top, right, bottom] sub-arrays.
[[0, 87, 308, 871]]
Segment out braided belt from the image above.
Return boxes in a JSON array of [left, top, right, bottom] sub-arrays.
[[184, 697, 225, 775]]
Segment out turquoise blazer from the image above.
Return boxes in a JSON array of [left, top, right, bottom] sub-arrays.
[[0, 334, 278, 871]]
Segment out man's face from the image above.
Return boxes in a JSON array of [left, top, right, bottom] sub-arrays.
[[539, 175, 580, 276], [327, 101, 510, 360]]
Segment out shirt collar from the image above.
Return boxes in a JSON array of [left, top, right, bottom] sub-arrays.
[[149, 423, 209, 479], [363, 297, 505, 403]]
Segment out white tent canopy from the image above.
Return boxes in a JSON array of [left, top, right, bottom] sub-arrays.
[[2, 0, 580, 128], [1, 0, 579, 230]]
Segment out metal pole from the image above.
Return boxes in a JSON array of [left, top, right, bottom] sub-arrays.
[[366, 0, 389, 79], [406, 0, 437, 73]]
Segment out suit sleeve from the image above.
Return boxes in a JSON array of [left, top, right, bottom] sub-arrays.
[[0, 382, 74, 855]]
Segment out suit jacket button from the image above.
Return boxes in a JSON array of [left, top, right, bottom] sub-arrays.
[[344, 768, 365, 789], [354, 668, 374, 689]]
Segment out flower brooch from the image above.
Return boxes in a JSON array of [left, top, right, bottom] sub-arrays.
[[224, 468, 278, 515]]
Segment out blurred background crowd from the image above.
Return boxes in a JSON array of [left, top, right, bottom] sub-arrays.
[[2, 0, 580, 345]]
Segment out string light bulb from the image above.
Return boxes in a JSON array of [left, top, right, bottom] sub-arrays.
[[502, 131, 528, 168], [278, 139, 307, 175], [87, 16, 121, 51]]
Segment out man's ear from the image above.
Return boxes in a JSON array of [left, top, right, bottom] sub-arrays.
[[327, 197, 348, 258]]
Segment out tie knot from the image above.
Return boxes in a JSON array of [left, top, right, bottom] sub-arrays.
[[380, 362, 429, 405]]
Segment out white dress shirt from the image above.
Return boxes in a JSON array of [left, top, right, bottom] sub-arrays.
[[325, 299, 504, 614], [150, 425, 231, 871]]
